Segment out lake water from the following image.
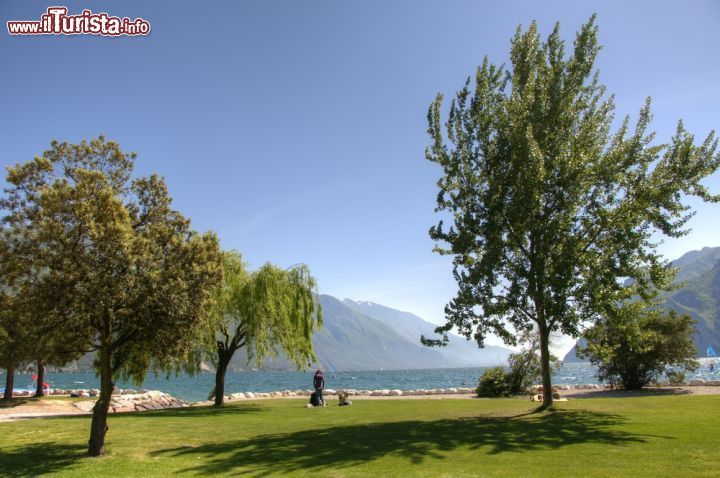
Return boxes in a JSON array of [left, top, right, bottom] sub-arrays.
[[3, 362, 720, 402]]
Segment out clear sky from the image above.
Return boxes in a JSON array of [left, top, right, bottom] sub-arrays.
[[2, 1, 719, 350]]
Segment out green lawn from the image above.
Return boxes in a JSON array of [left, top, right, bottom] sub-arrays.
[[1, 395, 719, 477]]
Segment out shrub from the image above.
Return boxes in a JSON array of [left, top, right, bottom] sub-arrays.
[[665, 369, 686, 386], [476, 367, 510, 397], [579, 303, 698, 390]]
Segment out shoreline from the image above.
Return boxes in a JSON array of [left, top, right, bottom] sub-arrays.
[[3, 384, 720, 422]]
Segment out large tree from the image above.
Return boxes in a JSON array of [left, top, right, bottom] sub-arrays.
[[1, 137, 223, 455], [424, 16, 720, 407], [202, 251, 322, 407]]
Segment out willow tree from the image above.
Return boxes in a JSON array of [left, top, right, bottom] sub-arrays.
[[203, 251, 322, 407], [425, 16, 720, 407], [1, 137, 223, 455]]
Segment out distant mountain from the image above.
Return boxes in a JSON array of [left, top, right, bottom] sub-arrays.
[[52, 294, 512, 373], [343, 299, 512, 367], [564, 246, 720, 362]]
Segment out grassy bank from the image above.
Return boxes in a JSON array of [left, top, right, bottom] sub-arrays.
[[1, 395, 719, 477]]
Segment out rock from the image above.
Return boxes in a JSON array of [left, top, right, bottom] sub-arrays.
[[369, 390, 384, 396], [325, 389, 336, 395], [245, 392, 256, 399], [73, 400, 96, 412], [704, 380, 720, 386], [689, 379, 706, 386], [231, 392, 246, 399], [388, 390, 403, 396]]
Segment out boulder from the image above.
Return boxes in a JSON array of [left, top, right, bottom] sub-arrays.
[[388, 390, 403, 396], [73, 400, 97, 412], [245, 392, 256, 399], [231, 392, 246, 399], [689, 379, 706, 386]]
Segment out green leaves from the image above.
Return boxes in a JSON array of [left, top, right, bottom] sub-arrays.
[[426, 16, 720, 404], [205, 251, 322, 370], [1, 136, 223, 383], [579, 305, 698, 389]]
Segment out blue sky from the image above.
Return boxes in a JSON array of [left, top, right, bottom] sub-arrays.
[[2, 1, 719, 348]]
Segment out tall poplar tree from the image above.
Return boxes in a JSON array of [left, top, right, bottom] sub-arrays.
[[203, 251, 322, 407], [425, 16, 720, 407], [1, 137, 223, 455]]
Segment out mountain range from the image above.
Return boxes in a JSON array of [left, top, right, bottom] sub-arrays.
[[59, 294, 511, 372], [564, 246, 720, 362], [240, 295, 510, 371]]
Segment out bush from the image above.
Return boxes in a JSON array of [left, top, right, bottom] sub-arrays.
[[665, 369, 686, 386], [476, 336, 553, 397], [579, 303, 698, 390], [476, 367, 510, 397]]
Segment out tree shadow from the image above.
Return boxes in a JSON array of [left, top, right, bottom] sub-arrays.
[[152, 409, 662, 476], [0, 398, 30, 408], [134, 403, 268, 419], [0, 442, 86, 476], [563, 388, 693, 399]]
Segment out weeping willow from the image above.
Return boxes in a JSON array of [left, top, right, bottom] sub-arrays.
[[203, 251, 322, 406]]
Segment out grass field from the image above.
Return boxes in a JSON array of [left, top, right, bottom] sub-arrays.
[[1, 395, 719, 477]]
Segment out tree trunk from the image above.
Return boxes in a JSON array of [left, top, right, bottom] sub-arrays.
[[3, 364, 15, 401], [539, 325, 553, 409], [35, 360, 45, 397], [88, 348, 113, 456], [214, 352, 231, 407]]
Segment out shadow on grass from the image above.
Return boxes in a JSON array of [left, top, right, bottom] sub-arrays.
[[133, 403, 269, 419], [563, 388, 693, 399], [152, 409, 659, 475], [0, 442, 86, 476]]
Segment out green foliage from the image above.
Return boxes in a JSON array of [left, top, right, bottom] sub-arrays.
[[201, 251, 322, 405], [0, 137, 223, 451], [505, 348, 543, 395], [476, 334, 552, 397], [579, 303, 698, 390], [665, 369, 686, 386], [476, 367, 510, 397], [425, 16, 720, 406]]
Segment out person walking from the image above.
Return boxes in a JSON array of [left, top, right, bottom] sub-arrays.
[[313, 369, 325, 406]]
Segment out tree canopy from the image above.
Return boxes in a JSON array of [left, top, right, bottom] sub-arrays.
[[0, 137, 223, 455], [425, 16, 720, 407]]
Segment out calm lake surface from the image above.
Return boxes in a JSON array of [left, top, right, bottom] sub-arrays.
[[3, 362, 719, 402]]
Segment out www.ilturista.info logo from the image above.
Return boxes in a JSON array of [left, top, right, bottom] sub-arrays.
[[7, 7, 150, 36]]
